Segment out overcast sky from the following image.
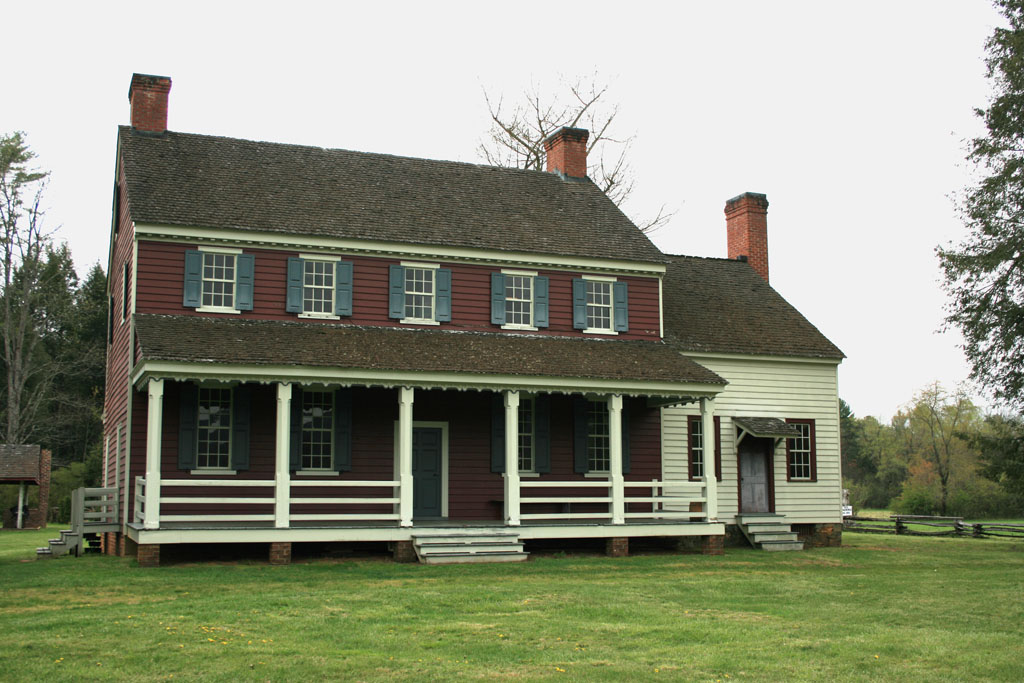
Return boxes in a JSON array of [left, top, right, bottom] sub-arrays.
[[1, 1, 1005, 420]]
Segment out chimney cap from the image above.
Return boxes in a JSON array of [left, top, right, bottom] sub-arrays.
[[128, 73, 172, 101], [725, 192, 768, 212], [543, 126, 589, 150]]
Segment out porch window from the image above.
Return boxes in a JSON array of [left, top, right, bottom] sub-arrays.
[[301, 391, 335, 470], [785, 419, 816, 482], [687, 415, 722, 481], [518, 398, 534, 472], [587, 400, 610, 472], [197, 388, 232, 469]]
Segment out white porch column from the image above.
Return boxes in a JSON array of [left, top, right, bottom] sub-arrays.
[[398, 386, 414, 527], [701, 397, 718, 521], [608, 394, 625, 525], [16, 482, 25, 529], [503, 390, 521, 526], [274, 383, 293, 528], [144, 378, 164, 530]]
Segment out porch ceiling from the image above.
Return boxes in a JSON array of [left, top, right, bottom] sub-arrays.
[[132, 314, 725, 398]]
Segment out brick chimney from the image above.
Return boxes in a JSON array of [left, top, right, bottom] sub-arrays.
[[725, 192, 770, 282], [544, 127, 589, 178], [128, 73, 172, 133]]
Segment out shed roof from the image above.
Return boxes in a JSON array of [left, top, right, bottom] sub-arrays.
[[134, 314, 725, 389]]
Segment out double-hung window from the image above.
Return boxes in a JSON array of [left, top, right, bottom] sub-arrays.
[[197, 388, 232, 469], [286, 255, 353, 318], [183, 247, 254, 313], [518, 397, 534, 473], [389, 263, 452, 324], [301, 391, 334, 470], [785, 419, 816, 482], [490, 271, 549, 329], [687, 415, 722, 481], [586, 400, 611, 472], [289, 388, 353, 473], [572, 397, 631, 474], [178, 383, 252, 473], [572, 277, 628, 333]]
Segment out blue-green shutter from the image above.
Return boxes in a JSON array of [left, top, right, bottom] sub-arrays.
[[535, 394, 551, 474], [235, 254, 254, 311], [231, 385, 251, 471], [333, 389, 353, 472], [573, 397, 589, 473], [183, 251, 202, 308], [572, 278, 587, 329], [534, 276, 550, 328], [178, 383, 198, 470], [289, 387, 303, 470], [388, 265, 405, 319], [621, 399, 631, 474], [335, 261, 353, 317], [613, 281, 629, 332], [490, 393, 505, 473], [286, 258, 304, 313], [435, 268, 452, 322], [490, 273, 506, 325]]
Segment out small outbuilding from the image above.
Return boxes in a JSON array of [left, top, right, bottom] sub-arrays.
[[0, 445, 51, 529]]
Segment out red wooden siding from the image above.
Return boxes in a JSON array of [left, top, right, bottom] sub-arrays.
[[135, 241, 662, 340], [132, 385, 662, 521], [103, 155, 135, 523]]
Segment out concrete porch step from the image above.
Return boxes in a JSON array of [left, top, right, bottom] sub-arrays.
[[420, 551, 529, 565], [760, 540, 805, 552], [738, 515, 804, 552], [750, 532, 801, 543]]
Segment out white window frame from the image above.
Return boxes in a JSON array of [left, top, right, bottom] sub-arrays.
[[788, 422, 814, 481], [583, 275, 617, 335], [196, 246, 243, 315], [501, 269, 538, 331], [586, 399, 611, 473], [195, 387, 233, 471], [299, 390, 335, 472], [517, 396, 536, 474], [298, 253, 341, 320], [400, 261, 440, 326]]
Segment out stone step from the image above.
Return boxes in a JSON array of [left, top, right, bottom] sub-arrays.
[[421, 551, 529, 565], [737, 514, 785, 524], [744, 523, 792, 534], [760, 540, 804, 552]]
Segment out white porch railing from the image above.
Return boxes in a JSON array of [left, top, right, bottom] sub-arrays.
[[134, 476, 709, 526], [518, 479, 709, 523]]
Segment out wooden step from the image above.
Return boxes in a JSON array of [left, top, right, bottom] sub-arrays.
[[412, 530, 528, 565]]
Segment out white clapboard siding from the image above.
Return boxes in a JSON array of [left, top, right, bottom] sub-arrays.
[[662, 354, 842, 525]]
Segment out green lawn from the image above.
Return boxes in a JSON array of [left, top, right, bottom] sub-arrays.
[[1, 527, 1021, 681]]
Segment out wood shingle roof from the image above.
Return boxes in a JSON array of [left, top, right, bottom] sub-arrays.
[[118, 127, 665, 264], [663, 255, 844, 360]]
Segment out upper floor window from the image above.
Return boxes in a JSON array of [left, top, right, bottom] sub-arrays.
[[785, 419, 817, 482], [389, 263, 451, 324], [183, 248, 254, 314], [121, 261, 130, 322], [286, 256, 353, 318], [572, 277, 628, 334], [490, 271, 549, 329]]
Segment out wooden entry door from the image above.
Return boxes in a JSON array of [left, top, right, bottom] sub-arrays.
[[739, 438, 772, 514], [412, 427, 443, 519]]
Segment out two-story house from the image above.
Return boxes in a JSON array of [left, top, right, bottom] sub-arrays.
[[102, 74, 842, 566]]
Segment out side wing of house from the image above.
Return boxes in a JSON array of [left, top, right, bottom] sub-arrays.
[[663, 354, 841, 524]]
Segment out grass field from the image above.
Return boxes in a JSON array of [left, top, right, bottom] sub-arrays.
[[1, 527, 1022, 681]]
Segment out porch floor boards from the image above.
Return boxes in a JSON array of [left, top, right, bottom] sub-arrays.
[[131, 518, 708, 531]]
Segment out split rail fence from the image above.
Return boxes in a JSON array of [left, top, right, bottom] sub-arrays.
[[844, 514, 1024, 539]]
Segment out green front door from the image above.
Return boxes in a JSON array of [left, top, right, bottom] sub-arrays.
[[412, 427, 443, 518]]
